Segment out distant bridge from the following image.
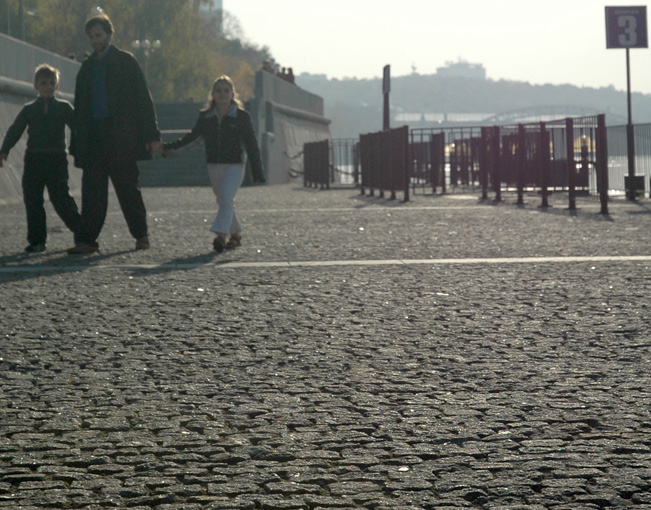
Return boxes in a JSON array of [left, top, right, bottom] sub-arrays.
[[483, 105, 627, 125], [395, 105, 628, 127]]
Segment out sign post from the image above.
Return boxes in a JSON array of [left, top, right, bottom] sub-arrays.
[[606, 6, 648, 200], [383, 65, 390, 131]]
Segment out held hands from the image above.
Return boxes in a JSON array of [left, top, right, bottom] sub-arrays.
[[146, 141, 163, 155]]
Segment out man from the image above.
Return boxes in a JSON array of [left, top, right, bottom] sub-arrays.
[[68, 13, 161, 254]]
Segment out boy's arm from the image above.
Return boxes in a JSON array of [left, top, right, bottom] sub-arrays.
[[0, 152, 7, 168], [0, 106, 30, 157]]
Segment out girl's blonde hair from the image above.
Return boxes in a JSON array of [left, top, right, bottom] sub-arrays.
[[205, 75, 243, 111]]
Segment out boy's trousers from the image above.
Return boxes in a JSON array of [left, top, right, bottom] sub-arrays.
[[22, 152, 81, 246]]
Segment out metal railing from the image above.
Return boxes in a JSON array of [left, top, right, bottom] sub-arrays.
[[303, 139, 330, 189], [359, 126, 410, 201], [331, 139, 359, 185], [303, 138, 359, 189], [410, 115, 609, 213], [608, 123, 651, 198], [411, 126, 484, 195], [303, 114, 651, 211]]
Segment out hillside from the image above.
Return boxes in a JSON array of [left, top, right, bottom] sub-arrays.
[[296, 73, 651, 139]]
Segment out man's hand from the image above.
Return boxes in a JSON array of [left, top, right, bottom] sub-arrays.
[[146, 141, 162, 154], [0, 153, 7, 168]]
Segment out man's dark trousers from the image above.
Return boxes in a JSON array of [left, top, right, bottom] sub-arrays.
[[77, 119, 148, 244], [22, 152, 81, 246]]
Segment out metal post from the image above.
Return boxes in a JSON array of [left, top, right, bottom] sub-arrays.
[[383, 65, 390, 131], [626, 48, 637, 201], [565, 118, 576, 210], [19, 0, 24, 40], [493, 126, 501, 202], [539, 122, 550, 208], [517, 124, 526, 205], [402, 126, 410, 202], [480, 127, 489, 200], [6, 0, 11, 36], [323, 140, 329, 190], [597, 114, 609, 215]]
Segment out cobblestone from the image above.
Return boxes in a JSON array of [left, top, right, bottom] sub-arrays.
[[0, 183, 650, 508]]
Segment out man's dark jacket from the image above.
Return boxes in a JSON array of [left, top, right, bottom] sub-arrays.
[[70, 45, 160, 168]]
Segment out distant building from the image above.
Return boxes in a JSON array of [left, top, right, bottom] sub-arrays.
[[436, 59, 486, 80]]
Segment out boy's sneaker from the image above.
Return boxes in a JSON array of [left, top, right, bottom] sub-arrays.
[[24, 243, 46, 253], [135, 236, 150, 250]]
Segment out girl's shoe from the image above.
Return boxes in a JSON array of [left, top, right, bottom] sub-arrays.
[[226, 234, 241, 249], [213, 236, 227, 252]]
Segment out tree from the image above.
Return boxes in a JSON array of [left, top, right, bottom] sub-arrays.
[[1, 0, 271, 103]]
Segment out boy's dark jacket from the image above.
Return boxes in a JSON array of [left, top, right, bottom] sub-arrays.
[[70, 45, 160, 168], [0, 97, 74, 156]]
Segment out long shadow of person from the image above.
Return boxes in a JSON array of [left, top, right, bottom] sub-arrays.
[[0, 249, 133, 284], [126, 251, 223, 277]]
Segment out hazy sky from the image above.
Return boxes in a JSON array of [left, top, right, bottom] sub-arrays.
[[226, 0, 651, 95]]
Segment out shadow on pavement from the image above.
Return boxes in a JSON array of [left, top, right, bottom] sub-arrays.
[[0, 249, 133, 283], [127, 251, 220, 277]]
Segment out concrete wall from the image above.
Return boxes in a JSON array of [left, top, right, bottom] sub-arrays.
[[0, 33, 80, 203], [250, 70, 331, 184]]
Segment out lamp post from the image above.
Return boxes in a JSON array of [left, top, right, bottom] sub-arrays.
[[131, 38, 161, 81], [16, 0, 35, 41]]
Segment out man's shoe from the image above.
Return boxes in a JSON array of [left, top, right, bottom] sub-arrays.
[[135, 236, 150, 250], [67, 242, 99, 254], [24, 243, 46, 253]]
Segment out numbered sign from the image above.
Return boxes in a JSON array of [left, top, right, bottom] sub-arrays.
[[606, 6, 648, 48]]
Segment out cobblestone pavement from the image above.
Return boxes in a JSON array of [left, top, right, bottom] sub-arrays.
[[1, 183, 651, 509]]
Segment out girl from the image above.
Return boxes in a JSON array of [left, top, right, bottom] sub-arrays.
[[164, 76, 265, 251]]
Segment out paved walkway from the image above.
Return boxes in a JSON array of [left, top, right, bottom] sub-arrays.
[[1, 183, 651, 509]]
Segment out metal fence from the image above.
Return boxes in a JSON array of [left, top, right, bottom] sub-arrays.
[[303, 139, 360, 188], [411, 126, 483, 195], [607, 123, 651, 198], [303, 139, 330, 189], [331, 139, 359, 185], [302, 115, 651, 211], [410, 115, 609, 213], [359, 126, 410, 201]]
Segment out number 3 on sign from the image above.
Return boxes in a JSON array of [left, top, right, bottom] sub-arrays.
[[606, 6, 648, 49], [619, 15, 638, 46]]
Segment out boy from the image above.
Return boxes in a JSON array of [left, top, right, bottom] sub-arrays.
[[0, 64, 80, 252]]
